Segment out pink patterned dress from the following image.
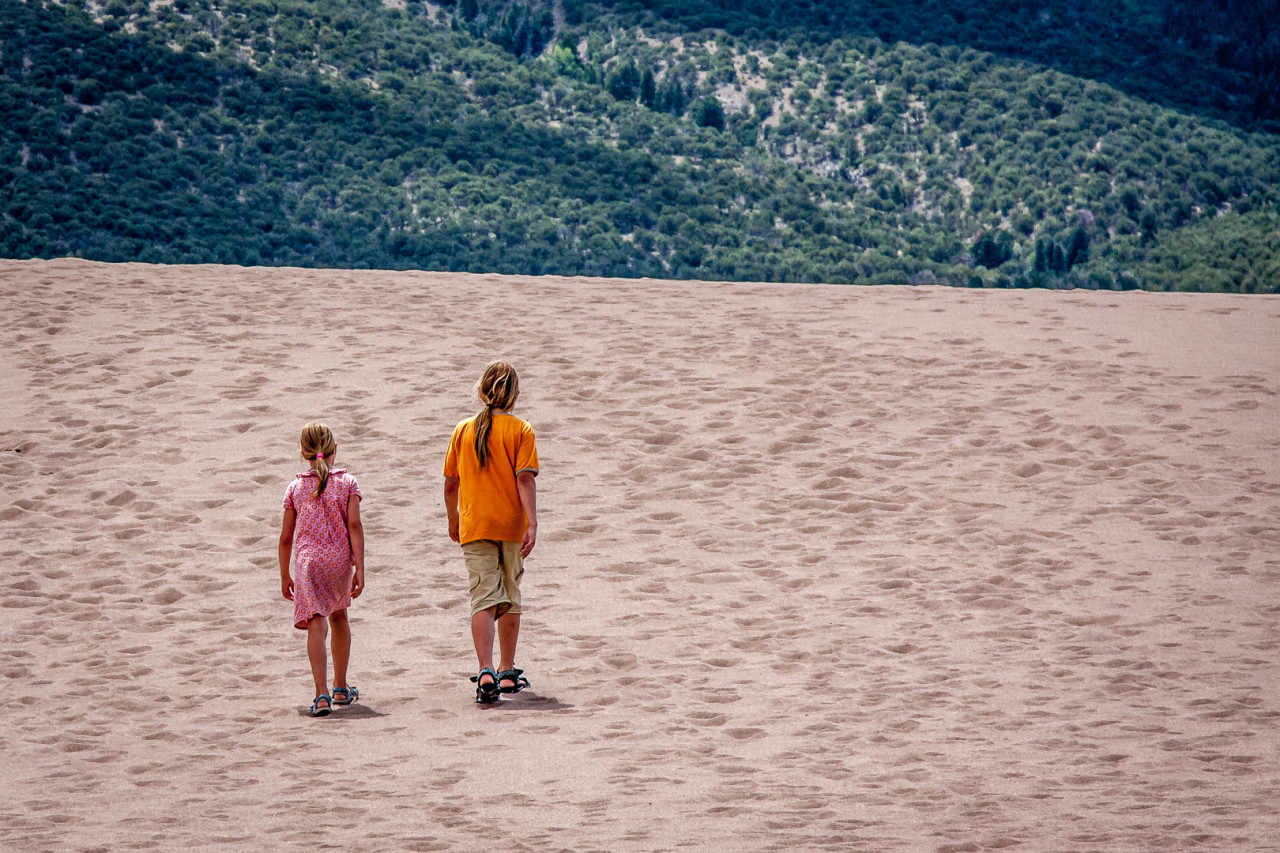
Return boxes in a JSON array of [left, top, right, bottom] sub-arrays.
[[283, 469, 362, 629]]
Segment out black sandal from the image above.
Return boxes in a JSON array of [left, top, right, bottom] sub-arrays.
[[470, 668, 501, 704], [497, 668, 530, 694]]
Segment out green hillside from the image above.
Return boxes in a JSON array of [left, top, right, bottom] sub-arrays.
[[2, 0, 1278, 290]]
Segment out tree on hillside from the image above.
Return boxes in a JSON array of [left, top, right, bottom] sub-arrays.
[[1065, 225, 1089, 269], [607, 59, 641, 101], [640, 67, 656, 108], [695, 96, 726, 130], [655, 77, 687, 115], [489, 3, 554, 58], [972, 231, 1012, 268]]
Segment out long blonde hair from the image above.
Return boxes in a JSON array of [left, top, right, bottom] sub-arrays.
[[474, 361, 519, 469], [300, 422, 338, 497]]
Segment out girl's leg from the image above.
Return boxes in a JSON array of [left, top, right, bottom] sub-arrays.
[[329, 609, 351, 691], [307, 615, 329, 699]]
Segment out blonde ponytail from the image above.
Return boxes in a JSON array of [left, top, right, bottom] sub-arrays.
[[474, 406, 494, 470], [299, 422, 338, 497], [474, 361, 520, 470]]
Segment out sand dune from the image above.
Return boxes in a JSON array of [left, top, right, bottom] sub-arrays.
[[2, 258, 1278, 851]]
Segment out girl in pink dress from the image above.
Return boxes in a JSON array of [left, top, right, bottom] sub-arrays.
[[278, 422, 366, 717]]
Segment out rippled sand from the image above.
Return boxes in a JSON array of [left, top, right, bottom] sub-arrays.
[[3, 259, 1278, 851]]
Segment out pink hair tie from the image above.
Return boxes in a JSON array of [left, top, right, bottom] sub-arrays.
[[315, 453, 324, 460]]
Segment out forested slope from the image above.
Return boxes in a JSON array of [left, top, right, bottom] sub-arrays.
[[2, 0, 1277, 290]]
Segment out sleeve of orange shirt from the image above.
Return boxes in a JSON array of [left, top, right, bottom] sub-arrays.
[[443, 421, 463, 480], [516, 421, 539, 476]]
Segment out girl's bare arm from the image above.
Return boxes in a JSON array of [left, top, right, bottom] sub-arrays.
[[279, 507, 297, 600], [347, 494, 365, 598]]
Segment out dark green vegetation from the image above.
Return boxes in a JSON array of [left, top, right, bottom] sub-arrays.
[[3, 0, 1278, 291]]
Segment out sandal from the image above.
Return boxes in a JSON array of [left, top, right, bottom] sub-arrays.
[[309, 694, 332, 717], [470, 668, 501, 704], [332, 686, 359, 705], [497, 668, 530, 694]]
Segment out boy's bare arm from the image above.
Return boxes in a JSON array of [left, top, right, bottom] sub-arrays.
[[444, 477, 461, 542], [517, 471, 537, 558]]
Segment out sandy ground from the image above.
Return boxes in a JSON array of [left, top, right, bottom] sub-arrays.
[[2, 258, 1278, 852]]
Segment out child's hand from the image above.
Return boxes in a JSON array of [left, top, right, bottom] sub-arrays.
[[351, 567, 365, 599], [281, 575, 294, 600], [448, 516, 460, 543], [520, 524, 537, 558]]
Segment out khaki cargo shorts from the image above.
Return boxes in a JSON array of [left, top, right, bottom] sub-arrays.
[[462, 539, 524, 618]]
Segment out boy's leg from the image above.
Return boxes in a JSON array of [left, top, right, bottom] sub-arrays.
[[471, 605, 498, 684], [329, 609, 350, 690], [496, 540, 524, 687], [465, 540, 508, 686], [307, 615, 329, 698], [497, 613, 521, 686]]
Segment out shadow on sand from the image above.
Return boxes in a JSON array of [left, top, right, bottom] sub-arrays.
[[481, 692, 573, 712], [296, 703, 390, 720]]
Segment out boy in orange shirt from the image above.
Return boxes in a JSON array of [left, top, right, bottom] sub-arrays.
[[443, 361, 539, 703]]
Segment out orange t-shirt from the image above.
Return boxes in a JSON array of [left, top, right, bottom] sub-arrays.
[[443, 413, 539, 544]]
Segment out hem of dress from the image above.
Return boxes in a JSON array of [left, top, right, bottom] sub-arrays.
[[293, 601, 352, 630]]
